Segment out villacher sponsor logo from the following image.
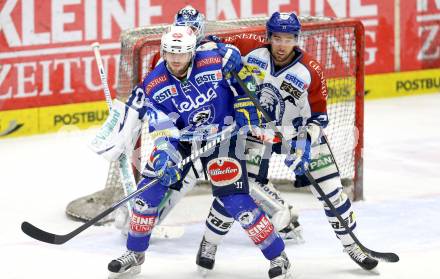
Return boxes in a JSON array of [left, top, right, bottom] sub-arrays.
[[209, 167, 238, 176], [207, 157, 242, 187]]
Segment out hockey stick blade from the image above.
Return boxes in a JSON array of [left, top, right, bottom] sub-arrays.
[[303, 172, 399, 263], [21, 221, 59, 244], [21, 178, 159, 245]]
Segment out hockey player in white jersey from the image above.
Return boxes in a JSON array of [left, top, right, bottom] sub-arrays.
[[195, 11, 379, 273], [131, 5, 303, 243]]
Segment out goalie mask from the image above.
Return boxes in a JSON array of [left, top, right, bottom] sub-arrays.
[[174, 5, 206, 44]]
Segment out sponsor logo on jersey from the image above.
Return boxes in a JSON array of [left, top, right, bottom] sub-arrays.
[[247, 56, 268, 69], [207, 157, 242, 187], [172, 87, 217, 113], [245, 215, 275, 245], [280, 80, 303, 99], [309, 154, 334, 171], [130, 212, 156, 234], [152, 85, 178, 103], [195, 70, 223, 85], [308, 61, 328, 98], [145, 74, 168, 94], [285, 73, 307, 90], [196, 56, 222, 68]]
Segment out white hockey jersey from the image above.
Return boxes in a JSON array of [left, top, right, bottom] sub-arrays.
[[243, 46, 329, 140]]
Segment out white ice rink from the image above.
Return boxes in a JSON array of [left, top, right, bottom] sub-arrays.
[[1, 94, 440, 279]]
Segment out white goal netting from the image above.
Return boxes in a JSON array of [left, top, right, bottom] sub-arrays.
[[66, 16, 365, 223]]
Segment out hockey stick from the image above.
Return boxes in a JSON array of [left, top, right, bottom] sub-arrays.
[[232, 71, 399, 263], [91, 42, 137, 210], [21, 133, 228, 245]]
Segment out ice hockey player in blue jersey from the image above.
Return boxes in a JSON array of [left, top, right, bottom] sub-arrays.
[[94, 25, 292, 279], [144, 5, 304, 246]]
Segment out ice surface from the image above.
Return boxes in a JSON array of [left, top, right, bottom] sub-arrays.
[[1, 94, 440, 279]]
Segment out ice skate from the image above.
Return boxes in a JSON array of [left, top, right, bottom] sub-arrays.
[[344, 243, 378, 270], [268, 252, 293, 279], [108, 250, 145, 278], [196, 237, 217, 277]]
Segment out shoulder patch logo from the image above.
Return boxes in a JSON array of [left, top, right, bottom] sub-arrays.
[[196, 56, 222, 68], [247, 56, 268, 69], [308, 61, 328, 98], [145, 74, 168, 94]]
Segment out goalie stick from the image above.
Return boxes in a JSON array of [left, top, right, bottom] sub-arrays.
[[232, 71, 399, 263], [21, 132, 228, 245], [91, 42, 137, 210]]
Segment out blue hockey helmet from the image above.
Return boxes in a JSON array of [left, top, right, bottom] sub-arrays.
[[174, 5, 206, 44], [266, 12, 301, 38]]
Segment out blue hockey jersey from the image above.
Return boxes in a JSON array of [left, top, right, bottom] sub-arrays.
[[129, 49, 244, 144]]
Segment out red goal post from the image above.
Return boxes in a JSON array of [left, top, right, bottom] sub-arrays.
[[117, 16, 365, 201]]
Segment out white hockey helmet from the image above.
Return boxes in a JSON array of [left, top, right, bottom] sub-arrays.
[[161, 25, 197, 56]]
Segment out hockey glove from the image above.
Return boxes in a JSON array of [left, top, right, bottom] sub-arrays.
[[216, 43, 243, 77], [206, 34, 222, 43], [151, 149, 182, 187], [234, 96, 263, 133], [284, 128, 311, 176]]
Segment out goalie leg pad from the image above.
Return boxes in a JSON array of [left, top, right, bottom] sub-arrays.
[[219, 194, 285, 260], [126, 178, 169, 252]]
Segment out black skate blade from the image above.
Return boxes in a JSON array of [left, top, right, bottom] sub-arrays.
[[21, 221, 58, 244]]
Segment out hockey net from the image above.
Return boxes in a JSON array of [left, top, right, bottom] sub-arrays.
[[66, 16, 364, 222]]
